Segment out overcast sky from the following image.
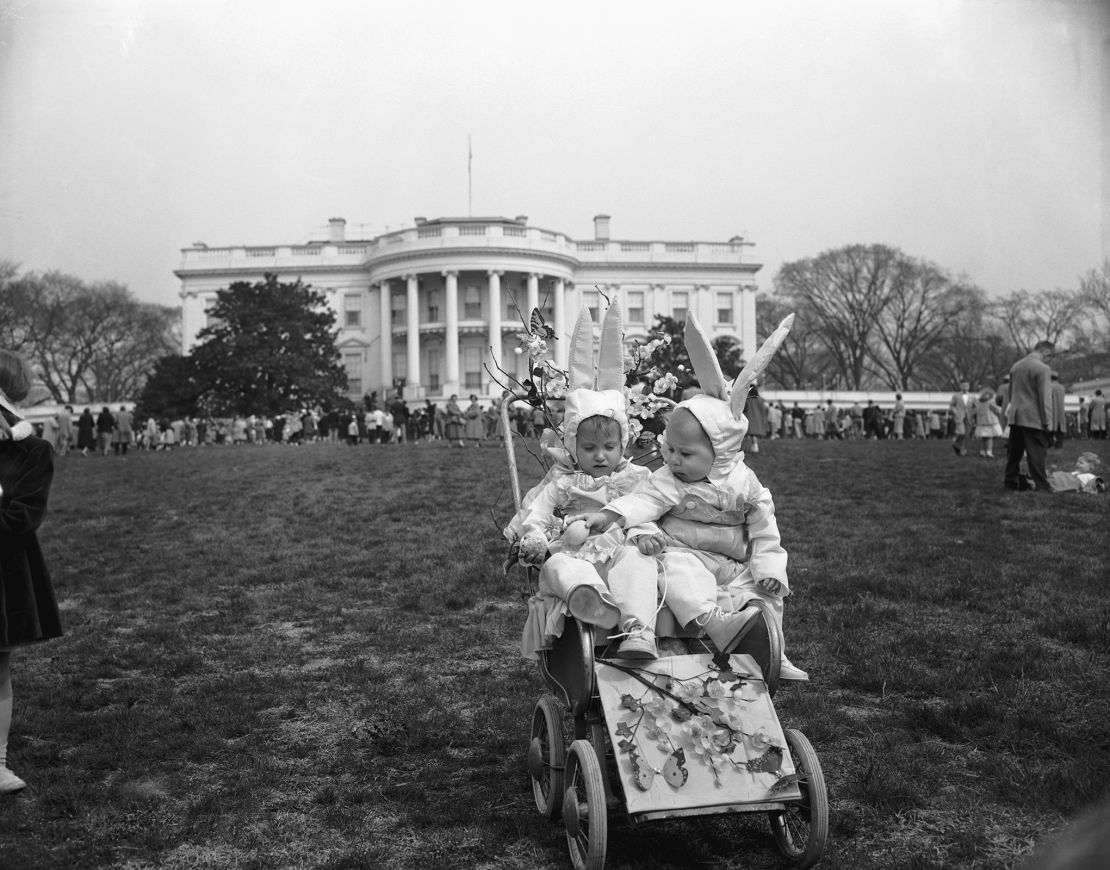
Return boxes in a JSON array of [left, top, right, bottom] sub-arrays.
[[1, 0, 1105, 308]]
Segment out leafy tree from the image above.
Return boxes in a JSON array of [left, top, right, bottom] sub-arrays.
[[134, 354, 204, 421], [635, 316, 744, 397], [190, 274, 347, 415], [774, 244, 901, 389]]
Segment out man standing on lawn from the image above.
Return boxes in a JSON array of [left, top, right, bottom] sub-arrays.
[[1004, 341, 1055, 491]]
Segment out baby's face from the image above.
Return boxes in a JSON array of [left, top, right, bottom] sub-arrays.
[[575, 433, 623, 478], [663, 409, 715, 483], [1076, 456, 1095, 474]]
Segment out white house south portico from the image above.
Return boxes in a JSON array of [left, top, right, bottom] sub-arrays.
[[176, 215, 761, 402]]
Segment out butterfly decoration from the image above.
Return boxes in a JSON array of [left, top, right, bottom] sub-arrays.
[[746, 745, 784, 775], [769, 772, 804, 793], [628, 748, 656, 791], [662, 748, 689, 789], [529, 307, 557, 341]]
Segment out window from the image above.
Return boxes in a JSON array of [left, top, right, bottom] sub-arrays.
[[463, 346, 482, 390], [716, 292, 733, 325], [463, 286, 482, 319], [392, 350, 406, 382], [672, 291, 688, 323], [427, 348, 441, 392], [391, 293, 405, 326], [626, 291, 644, 324], [427, 290, 440, 322], [585, 291, 599, 322], [344, 293, 362, 328], [343, 351, 362, 395]]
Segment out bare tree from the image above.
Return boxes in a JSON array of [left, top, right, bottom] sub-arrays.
[[871, 262, 984, 390], [773, 244, 899, 389], [1078, 260, 1110, 342], [991, 288, 1088, 354], [756, 294, 823, 388]]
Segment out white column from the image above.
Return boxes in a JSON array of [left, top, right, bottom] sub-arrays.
[[553, 278, 567, 369], [443, 270, 460, 396], [487, 270, 502, 393], [406, 274, 420, 395], [527, 272, 540, 317], [378, 280, 392, 395]]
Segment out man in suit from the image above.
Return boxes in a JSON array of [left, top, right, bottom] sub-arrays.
[[949, 381, 974, 455], [1004, 341, 1055, 491]]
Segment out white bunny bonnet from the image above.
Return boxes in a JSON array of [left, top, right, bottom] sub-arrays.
[[560, 301, 630, 461], [675, 311, 794, 480]]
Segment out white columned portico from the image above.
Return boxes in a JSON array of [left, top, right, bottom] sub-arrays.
[[553, 278, 567, 369], [378, 280, 392, 395], [526, 273, 540, 317], [487, 270, 502, 393], [443, 270, 460, 396], [406, 274, 420, 395]]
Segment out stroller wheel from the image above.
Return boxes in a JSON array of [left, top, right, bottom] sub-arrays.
[[768, 728, 829, 868], [528, 695, 566, 819], [562, 739, 608, 870]]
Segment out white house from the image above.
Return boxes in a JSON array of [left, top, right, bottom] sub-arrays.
[[176, 215, 761, 402]]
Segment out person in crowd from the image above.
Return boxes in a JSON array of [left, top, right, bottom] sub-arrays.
[[143, 416, 159, 450], [1050, 372, 1066, 449], [850, 401, 864, 438], [863, 400, 883, 439], [973, 387, 1005, 458], [444, 394, 464, 447], [927, 408, 942, 439], [76, 408, 96, 455], [389, 396, 408, 444], [1089, 390, 1107, 440], [743, 384, 767, 454], [40, 412, 60, 452], [790, 402, 805, 438], [95, 406, 115, 456], [463, 395, 484, 447], [301, 410, 317, 443], [578, 313, 807, 680], [1078, 397, 1089, 438], [824, 399, 842, 440], [56, 406, 73, 456], [0, 349, 64, 795], [345, 413, 359, 445], [949, 381, 974, 456], [1004, 341, 1055, 491], [892, 394, 906, 440], [113, 405, 134, 456]]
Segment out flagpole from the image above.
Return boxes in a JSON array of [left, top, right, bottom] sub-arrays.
[[467, 135, 472, 217]]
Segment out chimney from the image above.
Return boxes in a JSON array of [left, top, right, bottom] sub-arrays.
[[593, 214, 610, 241], [328, 217, 346, 243]]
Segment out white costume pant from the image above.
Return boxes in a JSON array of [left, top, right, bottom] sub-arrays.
[[539, 547, 658, 629]]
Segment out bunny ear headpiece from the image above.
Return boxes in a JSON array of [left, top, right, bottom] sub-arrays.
[[677, 312, 794, 481], [562, 301, 630, 461]]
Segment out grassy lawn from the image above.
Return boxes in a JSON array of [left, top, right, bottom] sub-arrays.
[[1, 436, 1107, 869]]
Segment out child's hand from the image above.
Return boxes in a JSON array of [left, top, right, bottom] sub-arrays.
[[634, 534, 665, 556], [757, 577, 783, 595], [568, 510, 619, 531]]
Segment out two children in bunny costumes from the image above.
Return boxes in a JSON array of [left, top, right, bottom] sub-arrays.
[[578, 311, 808, 681], [510, 302, 784, 666]]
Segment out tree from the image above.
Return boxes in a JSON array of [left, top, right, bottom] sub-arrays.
[[189, 274, 347, 415], [756, 294, 827, 389], [134, 354, 204, 421], [991, 288, 1088, 355], [773, 244, 901, 389], [871, 263, 983, 390]]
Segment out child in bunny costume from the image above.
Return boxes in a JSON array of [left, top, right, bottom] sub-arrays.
[[579, 313, 809, 681], [508, 303, 665, 660]]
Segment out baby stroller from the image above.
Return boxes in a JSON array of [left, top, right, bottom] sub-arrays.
[[502, 400, 830, 870]]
